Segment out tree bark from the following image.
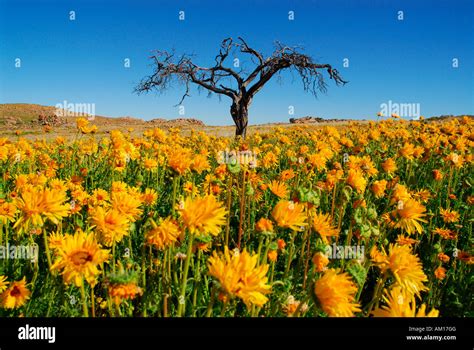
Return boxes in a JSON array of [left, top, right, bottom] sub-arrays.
[[231, 102, 249, 138]]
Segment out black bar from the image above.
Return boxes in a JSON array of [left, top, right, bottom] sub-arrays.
[[0, 317, 471, 348]]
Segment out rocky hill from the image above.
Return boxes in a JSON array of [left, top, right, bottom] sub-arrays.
[[0, 103, 206, 129]]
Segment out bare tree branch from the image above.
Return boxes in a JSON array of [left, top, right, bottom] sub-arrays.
[[135, 37, 347, 138]]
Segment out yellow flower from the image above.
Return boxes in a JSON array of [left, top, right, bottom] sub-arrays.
[[390, 199, 427, 235], [145, 217, 180, 250], [373, 286, 439, 317], [445, 152, 463, 168], [76, 118, 97, 134], [111, 181, 128, 193], [49, 178, 68, 192], [271, 200, 307, 231], [314, 269, 361, 317], [308, 153, 328, 171], [191, 154, 210, 174], [88, 189, 109, 207], [371, 180, 387, 198], [0, 275, 8, 293], [370, 246, 389, 271], [268, 180, 289, 199], [111, 191, 143, 222], [167, 147, 193, 175], [399, 143, 415, 160], [382, 158, 397, 173], [0, 201, 16, 224], [312, 212, 339, 243], [180, 195, 227, 236], [373, 244, 428, 297], [262, 151, 278, 168], [76, 117, 89, 130], [389, 184, 411, 205], [90, 206, 130, 247], [182, 181, 199, 197], [48, 231, 66, 250], [13, 186, 45, 232], [51, 229, 110, 287], [413, 189, 432, 203], [346, 169, 367, 194], [42, 188, 71, 224], [1, 277, 30, 309], [208, 247, 271, 308], [141, 188, 158, 206], [143, 157, 158, 171], [348, 155, 378, 177], [13, 186, 70, 234]]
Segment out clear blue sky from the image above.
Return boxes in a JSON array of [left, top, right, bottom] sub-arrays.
[[0, 0, 473, 125]]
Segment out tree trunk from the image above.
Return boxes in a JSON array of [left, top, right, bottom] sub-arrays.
[[231, 101, 249, 139]]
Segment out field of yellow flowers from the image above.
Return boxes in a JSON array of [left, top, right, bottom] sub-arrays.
[[0, 116, 472, 317]]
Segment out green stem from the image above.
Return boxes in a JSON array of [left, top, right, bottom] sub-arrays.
[[366, 273, 387, 315], [90, 286, 95, 317], [256, 235, 264, 265], [171, 175, 179, 216], [192, 249, 202, 316], [112, 242, 116, 274], [220, 299, 228, 317], [237, 171, 246, 249], [43, 229, 52, 271], [177, 233, 194, 317], [284, 232, 297, 278], [80, 281, 89, 317], [225, 176, 232, 247], [205, 286, 216, 317]]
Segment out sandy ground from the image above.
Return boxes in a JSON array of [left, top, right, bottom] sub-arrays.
[[0, 120, 363, 140]]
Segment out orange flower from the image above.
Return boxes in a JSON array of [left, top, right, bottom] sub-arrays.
[[432, 169, 443, 181], [434, 267, 446, 280], [108, 282, 143, 305], [382, 158, 397, 173], [255, 218, 274, 233], [439, 208, 459, 223], [267, 250, 278, 262], [457, 251, 473, 264], [396, 234, 418, 246], [277, 239, 286, 250], [312, 252, 329, 272], [280, 169, 295, 181], [433, 228, 457, 240], [437, 253, 450, 263]]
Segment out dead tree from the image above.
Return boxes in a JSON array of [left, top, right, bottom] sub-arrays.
[[135, 37, 347, 138]]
